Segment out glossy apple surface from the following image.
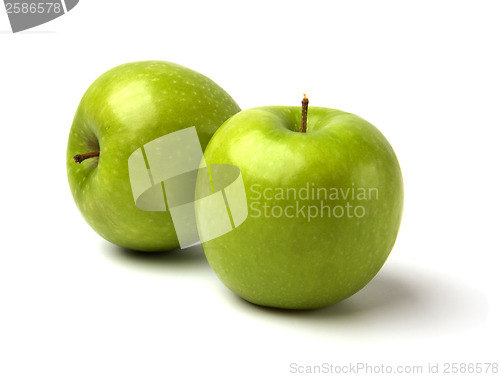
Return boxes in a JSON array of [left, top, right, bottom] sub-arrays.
[[199, 106, 403, 309], [67, 61, 240, 251]]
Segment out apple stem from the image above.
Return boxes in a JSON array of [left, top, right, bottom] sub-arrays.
[[300, 94, 309, 133], [73, 151, 100, 164]]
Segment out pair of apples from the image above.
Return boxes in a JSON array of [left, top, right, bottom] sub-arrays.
[[67, 61, 404, 310]]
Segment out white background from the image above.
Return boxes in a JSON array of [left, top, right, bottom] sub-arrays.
[[1, 1, 499, 376]]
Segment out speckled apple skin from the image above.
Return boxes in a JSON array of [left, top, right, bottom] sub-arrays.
[[199, 107, 404, 309], [67, 61, 240, 251]]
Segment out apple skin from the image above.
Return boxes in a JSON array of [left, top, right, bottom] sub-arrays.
[[67, 61, 240, 251], [199, 106, 404, 309]]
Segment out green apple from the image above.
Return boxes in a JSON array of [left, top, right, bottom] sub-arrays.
[[199, 99, 403, 309], [67, 61, 240, 251]]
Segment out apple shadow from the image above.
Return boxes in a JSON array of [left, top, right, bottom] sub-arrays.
[[100, 241, 212, 275], [228, 262, 489, 338], [100, 240, 489, 338]]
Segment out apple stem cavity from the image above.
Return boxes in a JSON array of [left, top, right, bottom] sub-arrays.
[[300, 94, 309, 133], [73, 151, 100, 164]]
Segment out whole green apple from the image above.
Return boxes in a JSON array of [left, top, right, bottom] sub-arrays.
[[67, 60, 240, 251], [199, 98, 403, 309]]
